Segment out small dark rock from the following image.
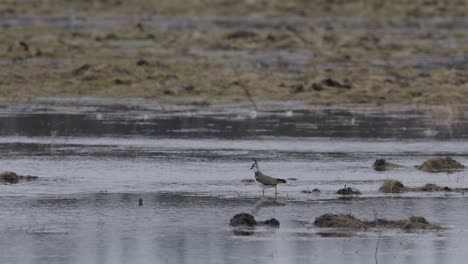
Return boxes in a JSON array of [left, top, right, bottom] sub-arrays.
[[373, 159, 402, 171], [138, 198, 143, 206], [230, 213, 257, 227], [336, 186, 361, 195], [263, 218, 280, 228]]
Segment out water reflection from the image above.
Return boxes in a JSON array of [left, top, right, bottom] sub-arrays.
[[1, 103, 468, 139], [251, 197, 286, 215], [1, 193, 464, 263]]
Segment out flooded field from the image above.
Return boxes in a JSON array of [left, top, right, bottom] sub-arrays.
[[1, 100, 468, 263]]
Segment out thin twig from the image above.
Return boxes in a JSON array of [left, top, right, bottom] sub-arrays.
[[230, 63, 258, 110], [375, 232, 381, 264], [374, 209, 380, 264]]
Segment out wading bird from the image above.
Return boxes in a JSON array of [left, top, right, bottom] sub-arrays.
[[250, 160, 286, 196]]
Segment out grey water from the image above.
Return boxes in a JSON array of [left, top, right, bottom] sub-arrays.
[[2, 100, 468, 264]]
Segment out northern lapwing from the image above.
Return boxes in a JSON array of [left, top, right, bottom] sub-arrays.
[[250, 159, 286, 196]]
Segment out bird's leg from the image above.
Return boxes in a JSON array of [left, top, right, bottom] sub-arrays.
[[262, 189, 264, 196], [275, 186, 278, 195]]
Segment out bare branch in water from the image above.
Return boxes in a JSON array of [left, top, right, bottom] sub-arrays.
[[230, 63, 258, 111]]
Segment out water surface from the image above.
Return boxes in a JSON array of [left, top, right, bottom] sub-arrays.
[[1, 101, 468, 263]]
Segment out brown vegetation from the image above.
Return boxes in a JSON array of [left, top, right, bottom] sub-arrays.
[[2, 1, 468, 105], [379, 180, 405, 193], [0, 171, 38, 184], [314, 213, 441, 231], [378, 179, 468, 193], [416, 157, 465, 173]]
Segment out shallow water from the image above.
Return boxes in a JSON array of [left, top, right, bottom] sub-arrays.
[[1, 101, 468, 263]]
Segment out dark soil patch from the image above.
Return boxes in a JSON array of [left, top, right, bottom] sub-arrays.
[[416, 157, 465, 173]]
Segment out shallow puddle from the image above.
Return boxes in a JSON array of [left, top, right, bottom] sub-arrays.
[[1, 100, 468, 263]]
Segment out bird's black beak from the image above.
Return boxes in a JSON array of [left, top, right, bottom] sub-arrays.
[[250, 159, 257, 170]]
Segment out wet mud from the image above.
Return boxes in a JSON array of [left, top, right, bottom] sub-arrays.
[[2, 1, 468, 105]]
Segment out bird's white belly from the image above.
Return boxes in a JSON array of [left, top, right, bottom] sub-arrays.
[[255, 180, 274, 189]]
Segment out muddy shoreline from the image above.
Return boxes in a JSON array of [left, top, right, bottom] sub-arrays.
[[1, 1, 468, 105]]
